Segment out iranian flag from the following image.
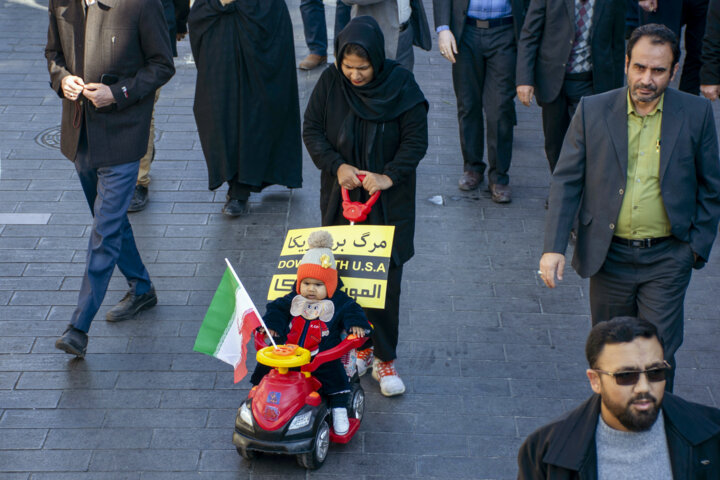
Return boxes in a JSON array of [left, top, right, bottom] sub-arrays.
[[193, 260, 264, 383]]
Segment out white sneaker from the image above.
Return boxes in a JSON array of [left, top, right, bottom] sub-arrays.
[[356, 347, 374, 377], [332, 407, 349, 435], [371, 359, 406, 397]]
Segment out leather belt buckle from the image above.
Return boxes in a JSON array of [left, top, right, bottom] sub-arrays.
[[475, 19, 490, 28]]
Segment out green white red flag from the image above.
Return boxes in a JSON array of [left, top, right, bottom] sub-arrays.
[[193, 260, 263, 383]]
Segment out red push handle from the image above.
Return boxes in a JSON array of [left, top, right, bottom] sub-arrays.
[[341, 174, 381, 223]]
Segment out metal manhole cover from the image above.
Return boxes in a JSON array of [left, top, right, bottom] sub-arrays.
[[35, 125, 161, 150], [35, 126, 62, 150]]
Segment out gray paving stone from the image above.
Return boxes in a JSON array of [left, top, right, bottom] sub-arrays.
[[0, 409, 106, 429], [89, 449, 200, 472], [44, 428, 153, 450], [0, 450, 91, 473]]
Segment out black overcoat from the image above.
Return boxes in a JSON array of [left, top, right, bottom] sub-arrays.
[[303, 66, 428, 266], [189, 0, 303, 191], [45, 0, 175, 167]]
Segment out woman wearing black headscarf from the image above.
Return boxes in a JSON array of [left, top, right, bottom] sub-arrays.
[[303, 16, 428, 397]]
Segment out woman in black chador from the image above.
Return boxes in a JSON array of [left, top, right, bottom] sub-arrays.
[[303, 16, 428, 397], [189, 0, 302, 216]]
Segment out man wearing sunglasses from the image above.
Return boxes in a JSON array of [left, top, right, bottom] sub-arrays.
[[518, 317, 720, 479]]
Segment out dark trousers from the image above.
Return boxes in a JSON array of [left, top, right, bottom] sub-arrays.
[[539, 75, 594, 172], [365, 263, 403, 362], [589, 239, 695, 392], [227, 174, 251, 201], [300, 0, 351, 56], [639, 0, 708, 95], [395, 22, 414, 71], [452, 22, 516, 185], [71, 134, 152, 333]]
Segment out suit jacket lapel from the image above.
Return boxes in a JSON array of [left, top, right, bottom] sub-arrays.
[[606, 88, 629, 178], [659, 89, 684, 182], [590, 0, 605, 38]]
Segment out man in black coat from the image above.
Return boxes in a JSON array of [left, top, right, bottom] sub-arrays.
[[46, 0, 175, 356], [700, 0, 720, 100], [538, 24, 720, 390], [516, 0, 625, 173], [518, 317, 720, 479], [433, 0, 528, 203]]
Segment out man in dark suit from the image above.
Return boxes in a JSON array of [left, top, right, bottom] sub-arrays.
[[516, 0, 625, 173], [433, 0, 528, 203], [46, 0, 175, 357], [700, 0, 720, 100], [538, 24, 720, 391]]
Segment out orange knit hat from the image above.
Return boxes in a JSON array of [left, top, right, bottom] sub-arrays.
[[297, 230, 338, 298]]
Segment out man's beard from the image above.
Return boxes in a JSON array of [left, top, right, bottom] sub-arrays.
[[603, 392, 661, 432], [631, 82, 664, 104]]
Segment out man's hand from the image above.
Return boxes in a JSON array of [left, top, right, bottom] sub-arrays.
[[219, 0, 235, 5], [517, 85, 535, 106], [357, 170, 393, 195], [176, 32, 187, 41], [638, 0, 657, 12], [701, 85, 720, 101], [337, 163, 363, 190], [349, 326, 366, 338], [62, 75, 85, 101], [538, 253, 565, 288], [438, 30, 458, 64], [83, 83, 116, 108]]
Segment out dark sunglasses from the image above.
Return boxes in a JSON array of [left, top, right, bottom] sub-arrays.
[[593, 361, 671, 386]]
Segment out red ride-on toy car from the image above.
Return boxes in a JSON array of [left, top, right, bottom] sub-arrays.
[[232, 333, 367, 469]]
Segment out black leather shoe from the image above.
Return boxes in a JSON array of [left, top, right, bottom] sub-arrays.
[[222, 197, 248, 216], [106, 286, 157, 322], [128, 185, 149, 213], [55, 325, 88, 358]]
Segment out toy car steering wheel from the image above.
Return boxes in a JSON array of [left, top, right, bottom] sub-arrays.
[[341, 174, 381, 223], [256, 344, 312, 373]]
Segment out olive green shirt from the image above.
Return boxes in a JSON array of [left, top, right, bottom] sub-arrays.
[[615, 91, 671, 239]]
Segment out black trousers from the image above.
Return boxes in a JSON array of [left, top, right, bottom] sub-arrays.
[[452, 22, 516, 185], [589, 239, 695, 392], [538, 74, 594, 172], [365, 263, 403, 362], [639, 0, 708, 95]]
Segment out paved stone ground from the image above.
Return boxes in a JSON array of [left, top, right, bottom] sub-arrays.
[[1, 0, 720, 478]]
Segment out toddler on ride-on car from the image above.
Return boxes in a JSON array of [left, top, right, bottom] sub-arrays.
[[249, 230, 371, 434]]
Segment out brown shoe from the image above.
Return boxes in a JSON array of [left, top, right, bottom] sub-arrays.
[[299, 54, 327, 70], [489, 183, 512, 203], [458, 171, 482, 191]]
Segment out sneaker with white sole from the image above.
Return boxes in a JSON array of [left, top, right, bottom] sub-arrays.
[[371, 359, 406, 397], [356, 347, 374, 377], [332, 407, 349, 435]]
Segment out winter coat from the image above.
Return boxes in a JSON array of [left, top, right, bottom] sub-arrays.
[[517, 393, 720, 479]]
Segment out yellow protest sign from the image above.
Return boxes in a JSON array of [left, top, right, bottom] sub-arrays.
[[267, 225, 395, 309]]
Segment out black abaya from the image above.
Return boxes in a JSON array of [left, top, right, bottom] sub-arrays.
[[189, 0, 302, 191]]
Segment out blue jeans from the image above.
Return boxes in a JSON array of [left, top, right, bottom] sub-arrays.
[[300, 0, 351, 56], [71, 136, 152, 332]]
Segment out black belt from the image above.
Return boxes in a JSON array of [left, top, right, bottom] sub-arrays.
[[465, 16, 514, 28], [611, 236, 671, 248], [399, 21, 409, 33]]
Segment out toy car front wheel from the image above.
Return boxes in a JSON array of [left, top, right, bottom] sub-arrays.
[[297, 417, 330, 469], [349, 386, 365, 421], [236, 446, 257, 461]]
